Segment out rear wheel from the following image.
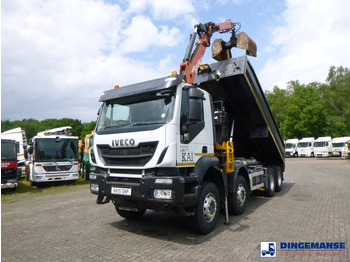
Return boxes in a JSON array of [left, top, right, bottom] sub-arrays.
[[190, 182, 220, 234], [228, 175, 248, 215], [273, 166, 283, 192], [115, 206, 146, 220], [265, 167, 275, 197]]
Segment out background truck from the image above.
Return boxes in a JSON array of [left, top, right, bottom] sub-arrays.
[[79, 131, 95, 180], [27, 126, 80, 186], [345, 140, 350, 159], [314, 136, 332, 157], [297, 137, 315, 157], [1, 127, 29, 176], [332, 137, 350, 158], [89, 19, 285, 234], [285, 139, 298, 157], [1, 139, 19, 190]]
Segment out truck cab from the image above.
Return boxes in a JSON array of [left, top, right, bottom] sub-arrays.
[[1, 127, 29, 176], [28, 126, 80, 185], [297, 137, 314, 157], [332, 137, 350, 158], [285, 139, 298, 157], [314, 136, 332, 157], [1, 139, 19, 190]]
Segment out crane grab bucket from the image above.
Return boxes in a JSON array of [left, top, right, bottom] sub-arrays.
[[212, 32, 257, 61]]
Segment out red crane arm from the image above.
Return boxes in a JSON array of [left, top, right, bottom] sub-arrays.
[[179, 20, 234, 84]]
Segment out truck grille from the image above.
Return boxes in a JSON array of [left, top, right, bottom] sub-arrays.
[[97, 142, 158, 167], [1, 169, 17, 179], [42, 165, 73, 172]]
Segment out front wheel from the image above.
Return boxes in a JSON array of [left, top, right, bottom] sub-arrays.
[[115, 206, 146, 220], [190, 182, 220, 234]]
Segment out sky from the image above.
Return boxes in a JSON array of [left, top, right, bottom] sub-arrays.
[[2, 0, 350, 123]]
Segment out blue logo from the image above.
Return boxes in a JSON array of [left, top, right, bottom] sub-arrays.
[[261, 242, 276, 257]]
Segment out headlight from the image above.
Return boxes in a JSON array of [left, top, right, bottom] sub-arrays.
[[154, 189, 172, 199], [90, 183, 99, 192]]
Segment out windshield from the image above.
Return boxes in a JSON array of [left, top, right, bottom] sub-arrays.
[[286, 143, 295, 149], [314, 141, 327, 147], [35, 138, 78, 162], [96, 89, 175, 132], [1, 142, 17, 161], [332, 142, 345, 147], [298, 142, 310, 148]]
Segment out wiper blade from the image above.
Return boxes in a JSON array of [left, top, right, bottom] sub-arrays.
[[132, 121, 165, 126], [103, 124, 131, 130]]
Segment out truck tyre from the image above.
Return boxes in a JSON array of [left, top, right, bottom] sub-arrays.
[[273, 166, 283, 192], [190, 182, 220, 234], [228, 175, 248, 215], [115, 206, 146, 220], [265, 167, 275, 197]]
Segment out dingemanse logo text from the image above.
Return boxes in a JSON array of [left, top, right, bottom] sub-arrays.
[[261, 241, 346, 258]]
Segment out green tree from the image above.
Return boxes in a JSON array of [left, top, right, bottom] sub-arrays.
[[281, 81, 328, 139], [320, 66, 350, 136], [81, 121, 96, 138], [265, 86, 291, 130]]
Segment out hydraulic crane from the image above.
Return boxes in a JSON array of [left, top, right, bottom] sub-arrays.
[[179, 19, 257, 84]]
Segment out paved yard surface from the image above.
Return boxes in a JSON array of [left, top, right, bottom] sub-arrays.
[[2, 158, 350, 261]]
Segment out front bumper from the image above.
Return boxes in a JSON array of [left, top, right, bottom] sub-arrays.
[[315, 152, 329, 157], [1, 182, 18, 189], [90, 171, 201, 212], [32, 172, 79, 182]]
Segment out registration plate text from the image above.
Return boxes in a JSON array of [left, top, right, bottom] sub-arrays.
[[111, 187, 132, 196]]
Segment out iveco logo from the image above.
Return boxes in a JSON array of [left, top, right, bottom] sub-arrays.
[[111, 138, 135, 147]]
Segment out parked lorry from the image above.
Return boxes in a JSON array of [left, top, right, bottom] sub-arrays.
[[80, 131, 95, 180], [1, 139, 19, 190], [314, 136, 332, 157], [345, 140, 350, 159], [332, 137, 350, 158], [285, 139, 298, 157], [1, 127, 29, 176], [89, 20, 285, 234], [27, 126, 80, 186], [297, 137, 315, 157]]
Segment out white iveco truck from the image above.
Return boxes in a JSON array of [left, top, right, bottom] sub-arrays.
[[28, 126, 80, 186], [89, 20, 285, 234]]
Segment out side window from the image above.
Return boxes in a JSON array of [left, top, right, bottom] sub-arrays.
[[180, 87, 205, 144], [180, 88, 189, 128]]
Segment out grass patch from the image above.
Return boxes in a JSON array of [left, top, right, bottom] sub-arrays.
[[1, 177, 90, 203]]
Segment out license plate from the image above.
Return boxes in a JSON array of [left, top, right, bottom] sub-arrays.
[[111, 186, 132, 196]]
